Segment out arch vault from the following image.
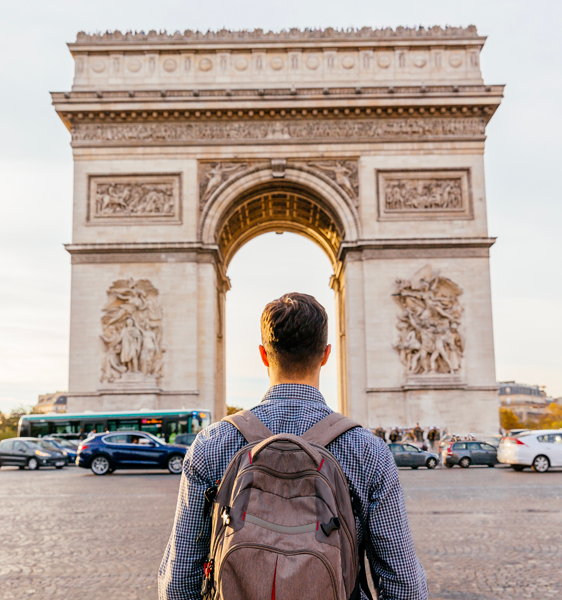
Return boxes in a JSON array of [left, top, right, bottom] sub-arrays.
[[55, 26, 503, 432]]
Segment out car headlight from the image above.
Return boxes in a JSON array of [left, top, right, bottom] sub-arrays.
[[35, 450, 50, 457], [62, 451, 68, 456]]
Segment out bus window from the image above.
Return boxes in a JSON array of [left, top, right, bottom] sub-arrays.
[[107, 420, 117, 432], [53, 421, 80, 434], [84, 423, 105, 435], [30, 422, 50, 438], [167, 419, 189, 444], [140, 418, 163, 438], [116, 419, 140, 431]]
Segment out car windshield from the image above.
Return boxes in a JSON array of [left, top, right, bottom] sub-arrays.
[[27, 440, 59, 451], [50, 439, 75, 449], [144, 433, 164, 445]]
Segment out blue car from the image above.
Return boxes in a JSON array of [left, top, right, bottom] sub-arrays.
[[76, 431, 187, 475], [44, 437, 78, 465]]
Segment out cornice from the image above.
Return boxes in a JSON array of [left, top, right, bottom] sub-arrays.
[[72, 26, 484, 48]]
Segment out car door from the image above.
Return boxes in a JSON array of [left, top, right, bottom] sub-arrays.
[[0, 440, 15, 465], [13, 441, 30, 467], [479, 443, 498, 465], [547, 433, 562, 466], [389, 444, 405, 467], [102, 433, 132, 467], [404, 444, 425, 467], [467, 442, 485, 465], [129, 434, 167, 466]]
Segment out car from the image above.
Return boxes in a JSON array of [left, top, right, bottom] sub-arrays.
[[442, 440, 498, 468], [0, 438, 68, 470], [497, 430, 562, 473], [173, 433, 197, 447], [76, 431, 187, 475], [44, 437, 78, 464], [388, 443, 439, 469]]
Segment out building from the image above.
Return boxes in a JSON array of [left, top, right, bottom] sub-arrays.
[[33, 392, 67, 414], [498, 382, 549, 422], [50, 25, 503, 432]]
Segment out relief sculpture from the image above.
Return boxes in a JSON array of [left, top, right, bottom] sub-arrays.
[[89, 175, 180, 222], [198, 162, 249, 207], [100, 278, 164, 383], [309, 161, 359, 203], [393, 265, 464, 375], [384, 178, 462, 211]]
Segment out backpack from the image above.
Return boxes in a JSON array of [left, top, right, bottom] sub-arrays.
[[200, 410, 374, 600]]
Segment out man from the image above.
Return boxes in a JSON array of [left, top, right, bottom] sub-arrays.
[[158, 293, 427, 600]]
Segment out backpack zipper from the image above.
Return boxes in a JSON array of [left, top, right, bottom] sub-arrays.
[[217, 543, 339, 600]]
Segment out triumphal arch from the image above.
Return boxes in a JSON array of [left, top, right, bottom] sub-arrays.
[[53, 26, 503, 431]]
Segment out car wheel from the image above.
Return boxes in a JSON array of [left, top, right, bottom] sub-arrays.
[[426, 457, 438, 469], [459, 457, 471, 469], [532, 455, 550, 473], [90, 455, 111, 476], [56, 466, 64, 470], [167, 454, 184, 474], [444, 463, 454, 468], [511, 465, 525, 472], [27, 457, 39, 471]]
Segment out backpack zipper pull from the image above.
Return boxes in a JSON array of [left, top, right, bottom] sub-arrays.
[[221, 505, 231, 526], [201, 559, 214, 597]]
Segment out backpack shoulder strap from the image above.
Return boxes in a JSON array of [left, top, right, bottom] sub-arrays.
[[222, 409, 274, 444], [301, 412, 361, 447]]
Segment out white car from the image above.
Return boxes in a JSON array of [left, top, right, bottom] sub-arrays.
[[497, 430, 562, 472]]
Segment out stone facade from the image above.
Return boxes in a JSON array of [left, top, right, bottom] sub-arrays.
[[53, 26, 502, 431]]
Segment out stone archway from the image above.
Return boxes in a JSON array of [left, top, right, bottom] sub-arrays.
[[57, 26, 503, 432]]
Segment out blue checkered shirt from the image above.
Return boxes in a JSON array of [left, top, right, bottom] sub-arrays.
[[159, 384, 427, 600]]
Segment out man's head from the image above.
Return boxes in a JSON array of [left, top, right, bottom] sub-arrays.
[[259, 292, 330, 384]]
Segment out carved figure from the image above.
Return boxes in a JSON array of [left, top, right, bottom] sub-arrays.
[[312, 162, 358, 199], [100, 278, 164, 382], [202, 163, 248, 201], [393, 265, 464, 375]]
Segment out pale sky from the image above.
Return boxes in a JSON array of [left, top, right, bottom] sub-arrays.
[[1, 0, 561, 413]]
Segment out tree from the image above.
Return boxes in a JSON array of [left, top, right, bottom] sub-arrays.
[[499, 407, 522, 431], [0, 406, 29, 441], [226, 405, 243, 416], [540, 403, 562, 429]]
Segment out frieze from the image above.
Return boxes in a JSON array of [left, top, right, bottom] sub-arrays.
[[88, 174, 181, 224], [72, 118, 486, 146], [377, 169, 472, 220], [75, 26, 479, 45]]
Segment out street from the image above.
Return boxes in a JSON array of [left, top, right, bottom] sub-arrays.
[[0, 465, 561, 599]]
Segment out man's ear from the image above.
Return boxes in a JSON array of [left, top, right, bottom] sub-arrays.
[[259, 345, 270, 367], [320, 344, 331, 367]]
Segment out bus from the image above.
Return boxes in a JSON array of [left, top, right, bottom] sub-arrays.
[[18, 409, 212, 444]]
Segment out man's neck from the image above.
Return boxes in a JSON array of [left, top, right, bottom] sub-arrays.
[[268, 371, 320, 390]]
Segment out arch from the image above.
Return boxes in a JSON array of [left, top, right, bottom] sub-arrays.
[[199, 165, 360, 267]]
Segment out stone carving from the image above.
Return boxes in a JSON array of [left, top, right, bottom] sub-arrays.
[[89, 175, 180, 222], [198, 162, 248, 206], [309, 161, 358, 201], [75, 26, 479, 44], [100, 278, 164, 383], [73, 118, 486, 145], [393, 265, 464, 375], [384, 177, 462, 211]]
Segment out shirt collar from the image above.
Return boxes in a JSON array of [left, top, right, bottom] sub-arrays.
[[261, 383, 327, 405]]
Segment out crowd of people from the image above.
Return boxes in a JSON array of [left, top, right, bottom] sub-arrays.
[[373, 424, 442, 451]]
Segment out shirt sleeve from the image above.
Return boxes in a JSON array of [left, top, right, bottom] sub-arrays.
[[158, 438, 212, 600], [365, 442, 428, 600]]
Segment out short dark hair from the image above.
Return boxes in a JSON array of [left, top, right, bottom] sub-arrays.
[[260, 293, 328, 375]]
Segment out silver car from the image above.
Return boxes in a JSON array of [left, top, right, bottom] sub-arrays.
[[388, 442, 439, 469]]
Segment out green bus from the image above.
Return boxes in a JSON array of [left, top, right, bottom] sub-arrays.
[[18, 409, 211, 443]]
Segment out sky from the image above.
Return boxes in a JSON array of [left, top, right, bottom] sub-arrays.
[[0, 0, 561, 414]]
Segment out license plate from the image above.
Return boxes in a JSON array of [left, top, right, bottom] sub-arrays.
[[55, 461, 65, 466]]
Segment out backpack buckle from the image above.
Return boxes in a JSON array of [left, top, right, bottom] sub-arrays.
[[320, 516, 341, 536], [221, 505, 231, 526]]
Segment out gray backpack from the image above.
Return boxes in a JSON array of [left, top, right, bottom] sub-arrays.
[[200, 410, 373, 600]]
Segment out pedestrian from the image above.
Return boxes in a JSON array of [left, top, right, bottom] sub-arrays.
[[389, 426, 399, 442], [374, 426, 386, 442], [413, 422, 424, 443], [158, 293, 427, 600]]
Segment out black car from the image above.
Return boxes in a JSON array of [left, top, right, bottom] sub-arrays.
[[0, 438, 68, 470], [388, 443, 439, 469], [44, 437, 78, 464], [443, 441, 498, 468], [76, 431, 187, 475]]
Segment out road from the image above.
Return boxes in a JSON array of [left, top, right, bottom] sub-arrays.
[[0, 464, 561, 599]]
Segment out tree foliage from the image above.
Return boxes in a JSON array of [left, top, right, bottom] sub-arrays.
[[226, 405, 243, 416], [499, 407, 522, 431], [0, 406, 29, 441]]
